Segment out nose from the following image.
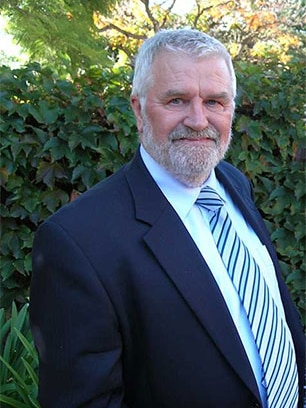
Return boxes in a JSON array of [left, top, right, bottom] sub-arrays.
[[183, 101, 209, 131]]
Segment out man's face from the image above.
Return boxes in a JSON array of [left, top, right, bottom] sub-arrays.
[[131, 51, 235, 187]]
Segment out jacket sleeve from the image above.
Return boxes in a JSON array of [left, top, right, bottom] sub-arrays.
[[30, 220, 128, 408]]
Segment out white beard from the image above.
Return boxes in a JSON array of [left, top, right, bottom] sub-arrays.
[[141, 118, 231, 187]]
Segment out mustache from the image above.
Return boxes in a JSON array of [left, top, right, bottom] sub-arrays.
[[169, 126, 219, 141]]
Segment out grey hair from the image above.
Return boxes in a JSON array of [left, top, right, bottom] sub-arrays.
[[131, 29, 236, 105]]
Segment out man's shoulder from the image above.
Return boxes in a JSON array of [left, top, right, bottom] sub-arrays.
[[45, 163, 130, 226], [216, 160, 252, 193], [217, 160, 244, 175], [217, 160, 248, 179]]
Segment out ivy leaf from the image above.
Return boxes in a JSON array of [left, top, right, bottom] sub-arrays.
[[41, 190, 69, 212], [28, 104, 44, 123], [36, 161, 67, 188], [38, 100, 59, 124]]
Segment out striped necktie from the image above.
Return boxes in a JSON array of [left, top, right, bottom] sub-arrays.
[[196, 186, 299, 408]]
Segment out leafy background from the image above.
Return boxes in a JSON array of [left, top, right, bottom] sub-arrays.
[[1, 60, 305, 318], [0, 57, 305, 408], [0, 0, 305, 405]]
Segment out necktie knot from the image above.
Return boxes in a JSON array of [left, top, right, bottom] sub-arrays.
[[196, 186, 224, 212]]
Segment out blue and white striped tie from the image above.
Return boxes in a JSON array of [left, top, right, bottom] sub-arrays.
[[196, 186, 299, 408]]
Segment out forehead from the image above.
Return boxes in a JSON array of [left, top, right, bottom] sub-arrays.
[[150, 51, 233, 96]]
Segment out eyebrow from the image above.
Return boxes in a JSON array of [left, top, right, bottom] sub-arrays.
[[162, 90, 233, 101], [206, 92, 232, 100], [162, 89, 188, 99]]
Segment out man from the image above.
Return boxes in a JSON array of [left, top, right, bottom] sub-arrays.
[[30, 29, 304, 407]]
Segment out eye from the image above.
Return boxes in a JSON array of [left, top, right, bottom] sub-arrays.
[[206, 99, 219, 106], [206, 99, 225, 111], [169, 98, 183, 105]]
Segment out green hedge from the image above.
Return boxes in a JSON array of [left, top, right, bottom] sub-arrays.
[[231, 59, 305, 321], [0, 303, 39, 407], [0, 63, 138, 309], [0, 60, 305, 324]]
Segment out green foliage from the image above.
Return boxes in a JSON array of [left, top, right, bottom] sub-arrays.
[[229, 58, 306, 321], [0, 62, 138, 309], [0, 303, 39, 407], [1, 57, 305, 325], [2, 0, 304, 75], [0, 0, 121, 76]]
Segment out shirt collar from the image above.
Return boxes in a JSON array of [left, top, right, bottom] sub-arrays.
[[140, 145, 225, 221]]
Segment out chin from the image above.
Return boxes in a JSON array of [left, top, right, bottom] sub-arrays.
[[171, 166, 215, 188]]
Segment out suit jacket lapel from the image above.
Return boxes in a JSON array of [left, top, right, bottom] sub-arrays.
[[125, 150, 261, 402]]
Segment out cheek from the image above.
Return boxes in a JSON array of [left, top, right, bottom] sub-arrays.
[[147, 112, 178, 142], [213, 113, 233, 136]]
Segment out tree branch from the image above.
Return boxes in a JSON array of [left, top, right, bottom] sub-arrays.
[[97, 23, 146, 40], [193, 0, 235, 28], [140, 0, 160, 32]]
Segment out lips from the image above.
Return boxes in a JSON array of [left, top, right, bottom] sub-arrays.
[[172, 136, 217, 143]]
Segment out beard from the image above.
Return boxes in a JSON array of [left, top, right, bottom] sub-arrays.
[[141, 117, 232, 187]]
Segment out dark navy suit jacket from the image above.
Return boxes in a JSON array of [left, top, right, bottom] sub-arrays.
[[30, 148, 305, 407]]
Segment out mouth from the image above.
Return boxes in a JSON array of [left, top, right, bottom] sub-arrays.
[[170, 126, 219, 145], [173, 137, 217, 143]]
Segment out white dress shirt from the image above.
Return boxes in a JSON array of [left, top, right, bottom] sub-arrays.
[[140, 145, 289, 407]]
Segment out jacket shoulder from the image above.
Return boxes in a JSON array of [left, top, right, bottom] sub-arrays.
[[216, 161, 253, 196]]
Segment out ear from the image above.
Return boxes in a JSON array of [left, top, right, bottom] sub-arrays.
[[130, 95, 144, 134]]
